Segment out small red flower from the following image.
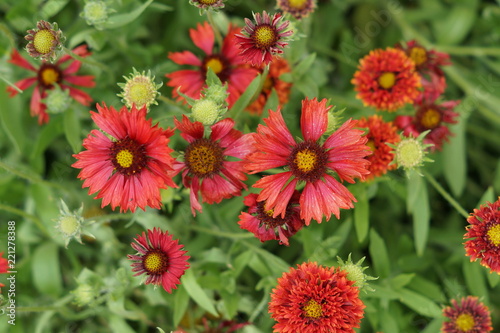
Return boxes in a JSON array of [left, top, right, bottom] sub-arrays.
[[442, 296, 492, 333], [173, 115, 254, 216], [464, 197, 500, 274], [277, 0, 317, 20], [235, 11, 293, 67], [166, 22, 259, 108], [72, 103, 177, 213], [238, 191, 304, 246], [128, 228, 190, 293], [357, 115, 400, 181], [0, 252, 8, 288], [7, 45, 95, 124], [245, 98, 370, 225], [269, 262, 365, 333], [351, 47, 421, 112]]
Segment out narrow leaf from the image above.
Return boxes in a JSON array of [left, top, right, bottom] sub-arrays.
[[101, 0, 154, 29], [293, 53, 317, 78], [181, 268, 218, 316], [353, 184, 370, 243], [397, 288, 442, 318], [63, 108, 81, 154], [229, 73, 263, 119], [173, 284, 190, 327], [408, 173, 430, 256], [463, 260, 489, 303], [443, 117, 466, 196], [369, 229, 391, 278], [32, 243, 62, 297]]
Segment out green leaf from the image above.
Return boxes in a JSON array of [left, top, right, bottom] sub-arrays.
[[220, 288, 239, 318], [310, 218, 352, 263], [487, 269, 500, 288], [353, 184, 370, 243], [229, 73, 263, 119], [63, 108, 81, 154], [421, 318, 445, 333], [293, 53, 317, 79], [396, 288, 442, 318], [173, 284, 190, 328], [30, 115, 64, 173], [108, 315, 136, 333], [463, 260, 489, 303], [443, 119, 466, 197], [369, 229, 391, 278], [408, 172, 430, 256], [434, 3, 479, 45], [477, 186, 495, 208], [181, 268, 218, 316], [390, 273, 415, 290], [262, 88, 279, 115], [32, 242, 62, 297], [101, 0, 154, 29], [39, 0, 70, 18], [294, 76, 319, 97], [0, 80, 25, 154]]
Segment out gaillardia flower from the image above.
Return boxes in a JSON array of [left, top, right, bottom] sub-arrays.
[[117, 68, 162, 110], [173, 116, 254, 216], [351, 47, 421, 112], [25, 20, 64, 62], [238, 191, 305, 246], [189, 0, 225, 11], [358, 115, 400, 181], [235, 11, 293, 67], [395, 98, 459, 150], [245, 98, 371, 225], [442, 296, 492, 333], [277, 0, 317, 20], [269, 262, 365, 333], [464, 197, 500, 274], [0, 252, 8, 288], [128, 228, 190, 293], [7, 45, 95, 124], [166, 22, 259, 108], [72, 103, 177, 213]]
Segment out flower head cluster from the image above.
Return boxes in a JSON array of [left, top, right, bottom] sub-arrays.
[[277, 0, 317, 20], [25, 20, 64, 62], [442, 296, 492, 333], [81, 0, 113, 29], [464, 197, 500, 274], [189, 0, 225, 13], [117, 68, 162, 111], [269, 262, 365, 333]]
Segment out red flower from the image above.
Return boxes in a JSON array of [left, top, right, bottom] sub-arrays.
[[173, 115, 254, 216], [395, 98, 459, 150], [442, 296, 492, 333], [0, 252, 8, 288], [464, 197, 500, 274], [238, 191, 304, 246], [277, 0, 317, 20], [351, 47, 421, 112], [357, 115, 400, 181], [166, 22, 259, 108], [72, 103, 177, 213], [235, 11, 293, 67], [269, 262, 365, 333], [7, 45, 95, 124], [245, 98, 370, 225], [246, 57, 292, 115], [128, 228, 190, 293]]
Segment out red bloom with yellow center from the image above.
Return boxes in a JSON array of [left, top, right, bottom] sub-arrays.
[[173, 116, 254, 216], [166, 22, 259, 108], [246, 57, 292, 115], [238, 191, 304, 246], [72, 103, 177, 213], [442, 296, 492, 333], [464, 197, 500, 274], [351, 47, 421, 112], [269, 262, 365, 333], [128, 228, 190, 293], [245, 98, 370, 225], [395, 97, 459, 150], [277, 0, 317, 20], [7, 45, 95, 124], [235, 11, 293, 67], [357, 115, 400, 181]]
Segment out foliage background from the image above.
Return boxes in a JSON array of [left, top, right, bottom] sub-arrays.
[[1, 0, 500, 332]]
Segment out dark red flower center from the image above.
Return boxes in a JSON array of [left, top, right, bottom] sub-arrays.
[[302, 299, 323, 319], [143, 249, 169, 275], [288, 141, 328, 182], [256, 201, 290, 228], [252, 24, 278, 49], [38, 63, 62, 88], [416, 107, 441, 130], [202, 55, 230, 82], [185, 138, 224, 178], [110, 137, 148, 176]]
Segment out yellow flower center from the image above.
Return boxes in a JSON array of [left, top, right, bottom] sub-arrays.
[[185, 139, 223, 177], [205, 58, 224, 75], [198, 0, 218, 4], [253, 25, 277, 49], [378, 72, 396, 90], [288, 0, 308, 9], [41, 67, 60, 86], [455, 313, 475, 332], [420, 108, 441, 129], [409, 46, 427, 66], [396, 139, 423, 169], [487, 224, 500, 246], [115, 150, 134, 168], [366, 140, 376, 152], [128, 80, 154, 108], [143, 250, 168, 275], [294, 148, 317, 173], [33, 29, 55, 54], [302, 299, 323, 319]]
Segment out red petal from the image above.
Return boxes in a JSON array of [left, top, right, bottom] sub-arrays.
[[300, 98, 330, 142], [190, 22, 214, 55], [168, 51, 202, 66]]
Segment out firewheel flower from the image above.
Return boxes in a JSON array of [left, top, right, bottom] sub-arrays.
[[238, 191, 305, 246], [269, 262, 365, 333], [166, 22, 259, 108], [358, 115, 400, 181], [351, 47, 421, 112], [442, 296, 492, 333], [25, 20, 64, 62], [464, 197, 500, 274], [173, 116, 254, 216], [276, 0, 317, 20], [0, 252, 8, 288], [7, 45, 95, 124], [245, 98, 371, 225], [235, 11, 293, 67], [128, 228, 190, 293], [72, 103, 177, 213]]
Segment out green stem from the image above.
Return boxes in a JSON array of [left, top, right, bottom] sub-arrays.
[[422, 171, 469, 219], [0, 73, 23, 93], [0, 160, 68, 192], [186, 225, 255, 239], [435, 46, 500, 57], [207, 11, 223, 49], [0, 202, 50, 237]]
